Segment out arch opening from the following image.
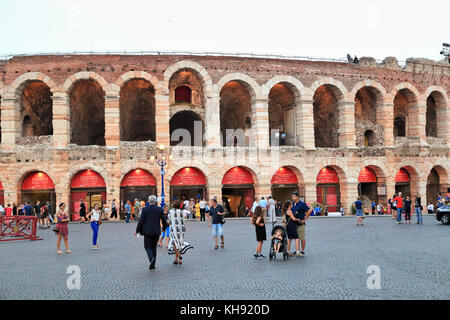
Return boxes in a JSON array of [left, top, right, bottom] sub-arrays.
[[170, 167, 207, 203], [268, 83, 296, 146], [70, 80, 105, 146], [222, 166, 255, 217], [170, 110, 204, 146], [313, 85, 340, 148], [355, 87, 382, 146], [70, 169, 106, 221], [20, 81, 53, 137], [393, 89, 417, 138], [119, 79, 156, 142], [426, 91, 446, 139], [316, 166, 341, 213], [20, 171, 56, 216], [220, 81, 253, 147], [120, 169, 157, 209], [169, 70, 204, 106]]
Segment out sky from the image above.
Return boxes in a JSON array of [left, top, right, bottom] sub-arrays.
[[0, 0, 448, 62]]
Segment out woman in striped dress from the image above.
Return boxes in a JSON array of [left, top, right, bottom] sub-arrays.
[[168, 200, 193, 265]]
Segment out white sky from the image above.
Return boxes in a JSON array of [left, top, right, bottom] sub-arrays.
[[0, 0, 448, 61]]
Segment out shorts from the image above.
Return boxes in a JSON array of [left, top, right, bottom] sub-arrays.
[[356, 209, 364, 217], [296, 224, 306, 241], [211, 223, 224, 237], [161, 227, 170, 238]]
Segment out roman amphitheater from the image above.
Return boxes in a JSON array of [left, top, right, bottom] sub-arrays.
[[0, 53, 448, 217]]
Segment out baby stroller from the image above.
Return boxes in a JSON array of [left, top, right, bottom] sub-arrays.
[[269, 225, 289, 261]]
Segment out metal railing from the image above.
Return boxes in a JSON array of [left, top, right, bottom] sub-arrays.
[[0, 50, 406, 66]]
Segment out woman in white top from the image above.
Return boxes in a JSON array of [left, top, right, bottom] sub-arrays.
[[86, 203, 101, 250], [168, 200, 193, 265]]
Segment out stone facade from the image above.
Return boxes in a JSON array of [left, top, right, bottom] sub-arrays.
[[0, 54, 448, 214]]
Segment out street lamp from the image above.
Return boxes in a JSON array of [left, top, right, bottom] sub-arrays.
[[154, 144, 172, 208]]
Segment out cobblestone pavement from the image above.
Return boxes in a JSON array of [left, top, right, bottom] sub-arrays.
[[1, 216, 449, 300]]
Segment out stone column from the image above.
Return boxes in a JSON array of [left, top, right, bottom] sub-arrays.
[[297, 97, 315, 150], [337, 100, 356, 148], [105, 88, 120, 147], [1, 91, 18, 151], [408, 99, 427, 143], [436, 103, 449, 145], [205, 94, 221, 147], [304, 180, 317, 204], [252, 97, 270, 150], [155, 82, 170, 148], [342, 181, 359, 216], [207, 185, 222, 203], [52, 91, 70, 148], [381, 98, 395, 147]]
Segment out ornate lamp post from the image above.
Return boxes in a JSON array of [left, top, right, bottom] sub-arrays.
[[152, 144, 172, 208]]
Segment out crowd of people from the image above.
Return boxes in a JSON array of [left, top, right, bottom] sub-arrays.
[[353, 192, 448, 225], [1, 190, 447, 269], [0, 201, 54, 227]]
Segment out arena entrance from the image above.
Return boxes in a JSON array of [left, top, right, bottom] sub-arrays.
[[222, 167, 255, 217], [271, 167, 301, 203], [170, 167, 207, 203], [70, 170, 106, 221], [120, 169, 157, 205], [395, 168, 411, 196], [358, 167, 378, 206], [316, 167, 341, 213], [20, 172, 56, 215]]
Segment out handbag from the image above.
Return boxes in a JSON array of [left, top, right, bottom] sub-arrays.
[[53, 226, 59, 233], [98, 217, 102, 226]]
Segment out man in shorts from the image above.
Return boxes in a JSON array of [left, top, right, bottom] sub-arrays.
[[291, 192, 312, 257], [208, 198, 226, 250]]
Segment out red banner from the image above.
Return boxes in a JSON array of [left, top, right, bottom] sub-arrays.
[[271, 167, 298, 185], [317, 167, 339, 184], [326, 194, 338, 206], [71, 170, 106, 189], [0, 181, 3, 191], [22, 172, 55, 190], [358, 167, 377, 183], [395, 168, 410, 183], [171, 167, 206, 186], [222, 167, 254, 185], [121, 169, 156, 187]]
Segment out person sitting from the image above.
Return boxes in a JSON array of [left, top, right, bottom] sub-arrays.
[[272, 229, 284, 254]]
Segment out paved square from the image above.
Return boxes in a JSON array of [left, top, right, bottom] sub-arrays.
[[1, 216, 449, 300]]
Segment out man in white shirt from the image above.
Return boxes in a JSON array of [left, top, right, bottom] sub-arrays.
[[267, 196, 276, 225], [199, 199, 207, 223], [251, 197, 259, 216]]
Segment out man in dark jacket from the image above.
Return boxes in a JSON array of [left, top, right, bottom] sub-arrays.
[[135, 195, 168, 270]]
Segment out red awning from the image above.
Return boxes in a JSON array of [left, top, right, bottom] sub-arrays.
[[222, 167, 254, 185], [171, 167, 206, 186], [317, 167, 339, 184], [121, 169, 156, 187], [395, 168, 410, 183], [22, 172, 55, 190], [271, 167, 298, 185], [71, 170, 106, 189], [358, 167, 377, 183]]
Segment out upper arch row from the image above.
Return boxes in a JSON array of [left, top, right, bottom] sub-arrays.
[[0, 61, 448, 105]]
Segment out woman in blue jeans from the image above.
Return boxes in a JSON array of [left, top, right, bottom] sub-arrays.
[[87, 203, 101, 250]]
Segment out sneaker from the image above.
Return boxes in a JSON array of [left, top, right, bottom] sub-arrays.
[[295, 251, 304, 257], [253, 254, 260, 259], [260, 254, 266, 259], [300, 251, 305, 256]]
